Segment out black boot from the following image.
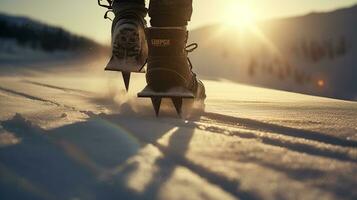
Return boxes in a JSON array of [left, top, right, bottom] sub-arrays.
[[145, 27, 206, 100], [105, 3, 148, 90]]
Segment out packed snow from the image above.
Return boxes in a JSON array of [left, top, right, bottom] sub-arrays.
[[0, 58, 356, 200]]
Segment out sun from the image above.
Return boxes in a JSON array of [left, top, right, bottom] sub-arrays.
[[222, 3, 257, 30]]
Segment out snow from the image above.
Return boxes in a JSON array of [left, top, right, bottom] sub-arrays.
[[0, 58, 356, 200]]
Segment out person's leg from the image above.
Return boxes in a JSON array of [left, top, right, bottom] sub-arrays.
[[148, 0, 193, 27], [145, 0, 206, 100], [112, 0, 146, 20]]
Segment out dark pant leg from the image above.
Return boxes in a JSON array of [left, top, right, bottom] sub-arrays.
[[112, 0, 146, 17], [113, 0, 145, 7], [149, 0, 193, 27]]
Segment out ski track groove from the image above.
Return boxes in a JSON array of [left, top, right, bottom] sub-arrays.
[[203, 112, 357, 148], [22, 80, 94, 96], [202, 122, 356, 163], [0, 86, 62, 106], [154, 117, 356, 164], [0, 86, 91, 116]]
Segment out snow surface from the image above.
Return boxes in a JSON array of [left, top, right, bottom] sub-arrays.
[[0, 59, 356, 200]]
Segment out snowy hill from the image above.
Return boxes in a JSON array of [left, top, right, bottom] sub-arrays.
[[188, 5, 357, 100], [0, 13, 108, 63], [0, 63, 356, 200]]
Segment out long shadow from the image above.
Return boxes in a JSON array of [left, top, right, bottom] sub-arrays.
[[116, 121, 260, 200], [137, 126, 195, 200], [203, 112, 357, 148], [2, 113, 257, 200], [0, 114, 175, 200], [92, 113, 260, 200], [153, 133, 260, 200], [0, 115, 96, 200]]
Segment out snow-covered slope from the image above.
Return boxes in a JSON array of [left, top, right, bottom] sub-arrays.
[[188, 5, 357, 100], [0, 13, 109, 65], [0, 60, 356, 200]]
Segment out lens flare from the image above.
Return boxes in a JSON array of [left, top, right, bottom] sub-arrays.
[[317, 79, 325, 87]]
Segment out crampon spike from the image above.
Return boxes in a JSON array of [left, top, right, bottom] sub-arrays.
[[151, 97, 162, 117], [171, 98, 183, 117], [122, 72, 131, 91]]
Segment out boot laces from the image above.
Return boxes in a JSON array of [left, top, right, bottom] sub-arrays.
[[98, 0, 114, 21], [185, 43, 198, 53], [185, 43, 198, 71], [185, 43, 199, 90]]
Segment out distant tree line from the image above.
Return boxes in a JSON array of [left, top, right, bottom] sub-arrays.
[[248, 56, 311, 86], [0, 16, 104, 52], [290, 37, 349, 63], [243, 35, 350, 85]]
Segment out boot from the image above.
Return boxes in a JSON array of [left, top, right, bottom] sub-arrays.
[[145, 27, 206, 100], [105, 5, 148, 90]]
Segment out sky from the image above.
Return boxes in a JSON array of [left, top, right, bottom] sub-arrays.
[[1, 0, 357, 45]]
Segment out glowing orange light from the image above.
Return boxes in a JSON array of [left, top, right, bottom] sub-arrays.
[[317, 79, 325, 87]]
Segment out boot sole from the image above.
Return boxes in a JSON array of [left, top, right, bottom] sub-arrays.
[[106, 24, 148, 72]]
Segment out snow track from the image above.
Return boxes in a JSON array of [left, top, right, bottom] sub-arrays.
[[0, 86, 63, 106], [0, 75, 356, 200]]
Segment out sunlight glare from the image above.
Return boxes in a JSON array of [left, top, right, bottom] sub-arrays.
[[220, 2, 281, 55], [222, 3, 257, 30]]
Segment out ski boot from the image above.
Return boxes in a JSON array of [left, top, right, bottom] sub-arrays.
[[138, 27, 206, 117], [102, 1, 148, 91]]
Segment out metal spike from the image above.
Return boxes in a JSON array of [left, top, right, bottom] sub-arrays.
[[171, 98, 183, 117], [151, 97, 162, 117], [122, 72, 131, 91]]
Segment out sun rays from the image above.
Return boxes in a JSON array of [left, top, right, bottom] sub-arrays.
[[222, 2, 257, 30], [201, 1, 282, 59]]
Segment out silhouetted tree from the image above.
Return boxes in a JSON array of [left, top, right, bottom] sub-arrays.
[[248, 58, 257, 77], [336, 36, 347, 56]]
